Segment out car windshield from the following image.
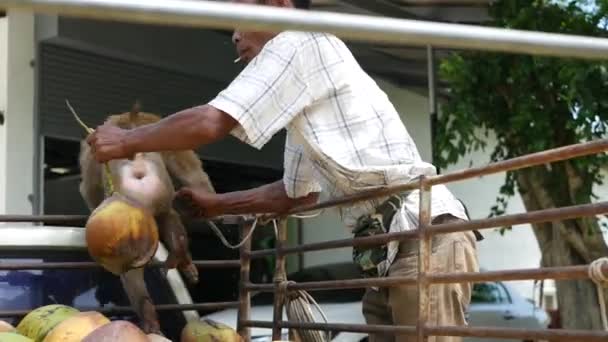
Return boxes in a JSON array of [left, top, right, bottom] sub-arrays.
[[0, 254, 135, 325], [0, 251, 185, 340]]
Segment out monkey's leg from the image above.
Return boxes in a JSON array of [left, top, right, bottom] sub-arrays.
[[163, 150, 216, 193], [157, 209, 199, 284], [120, 268, 162, 335]]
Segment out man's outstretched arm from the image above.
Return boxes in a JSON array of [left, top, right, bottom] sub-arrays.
[[86, 105, 237, 163], [176, 180, 319, 218]]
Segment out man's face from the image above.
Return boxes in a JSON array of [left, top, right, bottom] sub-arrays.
[[231, 0, 292, 64]]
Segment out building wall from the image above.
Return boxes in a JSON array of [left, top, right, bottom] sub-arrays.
[[0, 13, 36, 218], [0, 17, 6, 214], [51, 17, 286, 170]]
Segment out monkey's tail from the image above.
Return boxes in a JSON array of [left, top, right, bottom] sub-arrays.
[[129, 100, 142, 130]]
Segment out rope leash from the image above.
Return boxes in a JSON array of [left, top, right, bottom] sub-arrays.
[[205, 217, 260, 250], [271, 220, 329, 342], [283, 280, 330, 342], [589, 257, 608, 331], [66, 99, 116, 196]]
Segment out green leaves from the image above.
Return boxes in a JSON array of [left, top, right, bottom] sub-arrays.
[[437, 0, 608, 223]]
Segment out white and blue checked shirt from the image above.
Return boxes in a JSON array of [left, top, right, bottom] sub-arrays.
[[209, 31, 468, 275]]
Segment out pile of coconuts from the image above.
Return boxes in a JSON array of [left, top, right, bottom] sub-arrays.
[[0, 304, 243, 342]]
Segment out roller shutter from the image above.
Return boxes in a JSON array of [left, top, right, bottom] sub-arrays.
[[38, 38, 285, 169]]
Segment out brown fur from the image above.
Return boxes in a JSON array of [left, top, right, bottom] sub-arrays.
[[79, 106, 215, 335]]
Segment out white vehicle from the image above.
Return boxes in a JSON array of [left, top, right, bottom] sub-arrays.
[[203, 263, 551, 342], [0, 227, 549, 342]]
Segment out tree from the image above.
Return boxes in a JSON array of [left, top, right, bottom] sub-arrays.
[[436, 0, 608, 332]]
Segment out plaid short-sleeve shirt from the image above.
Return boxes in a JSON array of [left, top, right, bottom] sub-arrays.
[[209, 31, 468, 273]]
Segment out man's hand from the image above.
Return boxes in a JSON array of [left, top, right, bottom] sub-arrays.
[[175, 187, 224, 218], [86, 124, 133, 163]]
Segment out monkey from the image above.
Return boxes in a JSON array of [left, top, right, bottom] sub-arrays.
[[78, 104, 216, 334]]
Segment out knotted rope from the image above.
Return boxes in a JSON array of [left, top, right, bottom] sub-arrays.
[[205, 217, 259, 250], [589, 257, 608, 331], [66, 100, 116, 196], [281, 280, 329, 342]]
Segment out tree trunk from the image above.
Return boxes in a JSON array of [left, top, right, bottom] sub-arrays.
[[515, 164, 608, 337]]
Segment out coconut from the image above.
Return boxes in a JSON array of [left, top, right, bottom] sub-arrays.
[[85, 192, 159, 275], [16, 305, 79, 342], [0, 332, 34, 342], [147, 333, 172, 342], [181, 320, 243, 342], [42, 311, 109, 342], [81, 321, 148, 342], [0, 321, 14, 333]]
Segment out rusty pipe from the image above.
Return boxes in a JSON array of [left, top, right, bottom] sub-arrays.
[[243, 264, 608, 292], [248, 201, 608, 258], [243, 321, 608, 342], [0, 302, 240, 317], [0, 260, 241, 270], [277, 139, 608, 218]]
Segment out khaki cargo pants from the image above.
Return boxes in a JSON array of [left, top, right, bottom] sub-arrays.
[[362, 215, 480, 342]]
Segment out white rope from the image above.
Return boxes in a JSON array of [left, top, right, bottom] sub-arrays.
[[589, 257, 608, 331], [264, 218, 329, 342], [285, 285, 330, 342], [207, 214, 330, 341], [291, 209, 325, 219], [205, 217, 259, 250]]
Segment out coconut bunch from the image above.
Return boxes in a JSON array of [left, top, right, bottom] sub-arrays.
[[0, 304, 243, 342]]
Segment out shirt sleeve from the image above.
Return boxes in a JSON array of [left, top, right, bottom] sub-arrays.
[[208, 33, 312, 150], [283, 130, 322, 199]]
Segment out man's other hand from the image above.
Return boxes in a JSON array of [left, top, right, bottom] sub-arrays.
[[174, 187, 223, 218], [86, 124, 133, 163]]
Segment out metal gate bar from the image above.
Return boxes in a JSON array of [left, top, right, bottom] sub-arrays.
[[244, 264, 608, 292], [3, 0, 608, 60], [0, 214, 250, 225], [0, 260, 241, 270], [246, 200, 608, 259], [0, 302, 240, 318], [277, 138, 608, 219], [243, 320, 608, 342]]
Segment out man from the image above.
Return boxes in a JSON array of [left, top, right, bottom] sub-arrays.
[[86, 0, 479, 341]]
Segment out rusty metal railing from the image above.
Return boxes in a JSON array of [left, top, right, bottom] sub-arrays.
[[1, 134, 608, 342], [233, 138, 608, 342]]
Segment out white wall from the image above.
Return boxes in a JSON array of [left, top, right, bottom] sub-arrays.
[[0, 18, 7, 214], [0, 12, 36, 217]]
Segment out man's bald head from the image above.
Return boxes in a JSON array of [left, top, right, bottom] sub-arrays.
[[232, 0, 312, 64], [255, 0, 311, 9]]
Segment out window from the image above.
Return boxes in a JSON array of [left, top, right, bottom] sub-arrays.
[[471, 282, 510, 304]]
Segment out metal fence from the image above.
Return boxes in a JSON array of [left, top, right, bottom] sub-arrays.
[[1, 0, 608, 341]]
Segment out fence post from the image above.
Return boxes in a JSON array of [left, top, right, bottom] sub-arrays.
[[237, 220, 252, 341], [417, 178, 432, 342], [272, 219, 288, 340]]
